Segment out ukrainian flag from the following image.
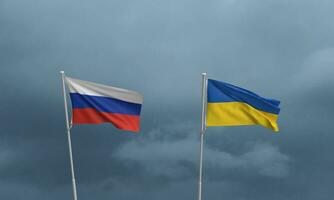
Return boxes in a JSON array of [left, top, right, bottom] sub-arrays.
[[206, 79, 281, 132]]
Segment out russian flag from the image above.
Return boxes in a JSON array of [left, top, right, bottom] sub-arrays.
[[65, 77, 143, 132]]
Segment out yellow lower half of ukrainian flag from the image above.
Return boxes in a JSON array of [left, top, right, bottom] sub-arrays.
[[206, 102, 279, 132]]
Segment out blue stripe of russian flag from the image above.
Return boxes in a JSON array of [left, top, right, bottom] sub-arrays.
[[70, 93, 142, 116]]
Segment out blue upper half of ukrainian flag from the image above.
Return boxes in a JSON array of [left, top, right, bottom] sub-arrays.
[[206, 79, 281, 132]]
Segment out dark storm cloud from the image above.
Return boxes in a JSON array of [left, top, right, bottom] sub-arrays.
[[1, 0, 334, 199]]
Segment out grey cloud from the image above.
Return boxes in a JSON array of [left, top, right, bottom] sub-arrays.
[[0, 182, 69, 200], [0, 148, 12, 170], [298, 48, 334, 88], [241, 143, 290, 177], [116, 123, 290, 179], [1, 0, 334, 199]]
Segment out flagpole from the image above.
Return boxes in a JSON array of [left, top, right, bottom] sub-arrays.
[[198, 73, 207, 200], [60, 71, 78, 200]]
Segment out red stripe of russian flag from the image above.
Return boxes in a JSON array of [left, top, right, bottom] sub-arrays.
[[72, 108, 141, 132]]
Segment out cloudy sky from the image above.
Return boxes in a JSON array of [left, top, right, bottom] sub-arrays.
[[1, 0, 334, 199]]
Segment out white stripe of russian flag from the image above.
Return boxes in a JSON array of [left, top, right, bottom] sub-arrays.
[[65, 77, 143, 104]]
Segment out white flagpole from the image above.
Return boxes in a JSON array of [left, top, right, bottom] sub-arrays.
[[60, 71, 78, 200], [198, 73, 207, 200]]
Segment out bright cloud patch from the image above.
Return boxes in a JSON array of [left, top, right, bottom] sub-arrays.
[[115, 122, 290, 179]]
